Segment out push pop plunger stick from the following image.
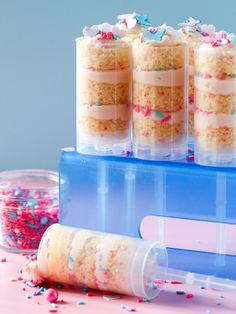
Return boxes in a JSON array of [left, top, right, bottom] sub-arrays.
[[22, 224, 236, 298]]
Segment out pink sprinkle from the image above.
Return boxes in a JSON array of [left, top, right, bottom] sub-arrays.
[[219, 76, 226, 80], [49, 310, 57, 313], [137, 298, 143, 303], [187, 155, 194, 161], [1, 258, 7, 263], [18, 276, 23, 281], [142, 106, 151, 117], [186, 294, 193, 299], [171, 281, 183, 285], [161, 115, 171, 123], [129, 308, 136, 312], [203, 73, 212, 79], [86, 292, 95, 297], [134, 105, 141, 113]]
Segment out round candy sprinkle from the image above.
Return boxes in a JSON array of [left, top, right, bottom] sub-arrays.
[[44, 289, 59, 303]]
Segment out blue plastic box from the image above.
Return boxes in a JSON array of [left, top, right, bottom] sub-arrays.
[[59, 147, 236, 281]]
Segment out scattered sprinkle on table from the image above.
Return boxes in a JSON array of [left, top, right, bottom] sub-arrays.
[[186, 293, 193, 299], [25, 293, 31, 299], [176, 290, 185, 295], [86, 292, 95, 297], [1, 258, 7, 262], [103, 294, 121, 301], [77, 300, 85, 305], [50, 303, 57, 308]]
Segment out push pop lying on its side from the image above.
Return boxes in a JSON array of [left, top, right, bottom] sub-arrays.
[[23, 224, 236, 297], [23, 224, 168, 298]]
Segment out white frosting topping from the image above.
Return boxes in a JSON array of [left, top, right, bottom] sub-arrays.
[[117, 12, 152, 30], [141, 24, 182, 45], [178, 17, 216, 41], [82, 23, 126, 40]]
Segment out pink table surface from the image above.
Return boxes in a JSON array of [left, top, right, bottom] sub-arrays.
[[0, 249, 235, 314]]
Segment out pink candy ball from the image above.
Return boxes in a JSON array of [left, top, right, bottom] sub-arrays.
[[44, 288, 59, 303]]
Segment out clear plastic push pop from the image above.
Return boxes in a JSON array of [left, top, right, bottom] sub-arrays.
[[76, 23, 132, 156], [26, 224, 168, 298], [178, 17, 216, 144], [132, 25, 188, 161], [195, 32, 236, 167], [23, 224, 236, 297]]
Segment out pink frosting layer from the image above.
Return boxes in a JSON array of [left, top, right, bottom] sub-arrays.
[[78, 68, 131, 84], [78, 104, 129, 120], [195, 76, 236, 95], [133, 68, 185, 87], [133, 106, 184, 125], [195, 109, 236, 130]]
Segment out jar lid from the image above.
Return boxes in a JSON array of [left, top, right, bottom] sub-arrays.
[[0, 169, 58, 201]]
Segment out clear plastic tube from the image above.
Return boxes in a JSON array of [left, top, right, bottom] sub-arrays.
[[132, 42, 188, 160], [37, 224, 168, 298], [76, 38, 132, 156], [195, 45, 236, 167]]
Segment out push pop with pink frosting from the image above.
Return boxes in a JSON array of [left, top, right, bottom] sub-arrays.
[[178, 17, 216, 141], [76, 23, 132, 155], [117, 12, 152, 39], [22, 224, 167, 298], [132, 24, 188, 160], [194, 31, 236, 166]]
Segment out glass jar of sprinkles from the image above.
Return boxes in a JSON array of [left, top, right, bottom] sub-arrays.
[[0, 169, 59, 253]]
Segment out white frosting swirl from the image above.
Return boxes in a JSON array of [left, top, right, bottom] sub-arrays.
[[82, 23, 126, 40]]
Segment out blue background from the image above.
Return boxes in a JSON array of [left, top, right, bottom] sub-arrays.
[[0, 0, 235, 171]]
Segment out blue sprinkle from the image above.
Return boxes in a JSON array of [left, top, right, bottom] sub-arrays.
[[77, 300, 85, 305], [232, 111, 236, 115], [216, 300, 221, 305], [27, 200, 38, 207], [155, 111, 164, 118], [120, 304, 126, 309], [151, 283, 157, 290], [40, 216, 48, 225], [7, 211, 17, 219], [26, 294, 31, 299], [51, 303, 57, 308]]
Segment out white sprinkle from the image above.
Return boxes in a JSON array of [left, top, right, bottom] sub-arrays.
[[103, 294, 121, 301]]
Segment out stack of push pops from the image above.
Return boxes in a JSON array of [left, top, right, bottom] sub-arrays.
[[21, 13, 236, 301], [76, 13, 236, 167]]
